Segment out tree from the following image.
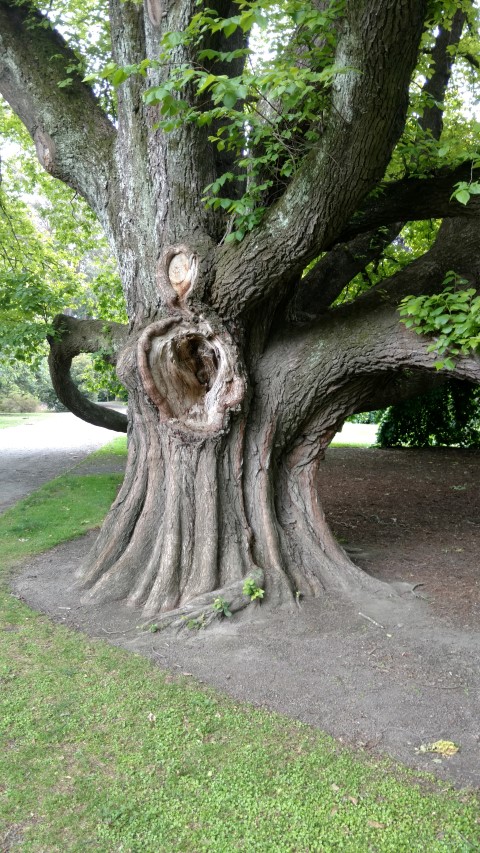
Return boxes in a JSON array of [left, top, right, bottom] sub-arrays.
[[0, 102, 127, 408], [1, 0, 480, 627]]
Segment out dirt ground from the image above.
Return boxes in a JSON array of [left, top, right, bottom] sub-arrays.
[[320, 446, 480, 630], [11, 446, 480, 789]]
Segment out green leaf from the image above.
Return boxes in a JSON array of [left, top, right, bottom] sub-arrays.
[[454, 189, 471, 205]]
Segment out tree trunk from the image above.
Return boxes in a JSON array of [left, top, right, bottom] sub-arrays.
[[78, 368, 380, 624], [77, 293, 396, 624], [77, 306, 271, 625]]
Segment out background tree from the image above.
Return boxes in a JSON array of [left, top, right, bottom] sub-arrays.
[[1, 0, 480, 627], [0, 103, 127, 408]]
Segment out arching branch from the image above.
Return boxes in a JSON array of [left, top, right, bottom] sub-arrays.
[[0, 0, 116, 222], [48, 315, 128, 433], [337, 161, 480, 245]]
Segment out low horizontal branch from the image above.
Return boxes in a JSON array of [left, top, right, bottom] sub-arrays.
[[48, 315, 128, 433], [253, 219, 480, 455]]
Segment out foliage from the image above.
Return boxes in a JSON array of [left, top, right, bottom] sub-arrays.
[[399, 272, 480, 370], [84, 0, 480, 246], [242, 577, 265, 601], [0, 353, 123, 412], [0, 390, 39, 413], [93, 0, 346, 241], [213, 596, 233, 617], [377, 380, 480, 449], [347, 411, 383, 425], [0, 104, 126, 370], [450, 178, 480, 205], [186, 613, 207, 629]]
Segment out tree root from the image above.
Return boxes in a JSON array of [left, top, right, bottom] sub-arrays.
[[139, 569, 265, 634]]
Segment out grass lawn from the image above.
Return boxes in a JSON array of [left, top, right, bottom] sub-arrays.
[[83, 435, 128, 458], [331, 422, 379, 447], [0, 441, 479, 851], [0, 412, 55, 430]]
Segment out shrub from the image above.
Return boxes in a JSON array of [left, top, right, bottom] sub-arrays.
[[377, 380, 480, 448], [0, 391, 40, 412]]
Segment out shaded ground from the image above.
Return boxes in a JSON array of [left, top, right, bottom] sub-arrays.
[[11, 446, 480, 789], [320, 446, 480, 630]]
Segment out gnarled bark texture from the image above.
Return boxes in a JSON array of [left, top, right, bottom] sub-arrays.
[[2, 0, 480, 624]]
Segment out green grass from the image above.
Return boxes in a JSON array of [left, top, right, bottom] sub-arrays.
[[0, 451, 479, 851], [84, 434, 128, 459], [0, 412, 55, 430], [0, 473, 123, 568]]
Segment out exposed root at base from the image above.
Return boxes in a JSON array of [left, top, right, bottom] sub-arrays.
[[140, 569, 265, 634]]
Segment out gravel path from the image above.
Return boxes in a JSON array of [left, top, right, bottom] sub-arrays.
[[0, 412, 124, 513]]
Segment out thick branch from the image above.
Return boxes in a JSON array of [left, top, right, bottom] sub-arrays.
[[419, 8, 466, 139], [0, 1, 115, 222], [361, 217, 480, 305], [285, 11, 469, 323], [253, 218, 480, 456], [212, 0, 428, 318], [350, 371, 449, 416], [48, 315, 128, 432], [338, 161, 480, 244], [289, 224, 402, 321]]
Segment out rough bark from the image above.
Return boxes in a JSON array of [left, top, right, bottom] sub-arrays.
[[0, 0, 115, 226], [211, 0, 429, 318]]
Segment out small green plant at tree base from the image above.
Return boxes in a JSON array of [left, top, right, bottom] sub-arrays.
[[213, 596, 232, 618], [242, 578, 265, 602], [186, 613, 207, 630]]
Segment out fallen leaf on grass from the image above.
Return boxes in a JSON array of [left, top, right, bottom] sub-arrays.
[[331, 783, 340, 792], [367, 820, 386, 829]]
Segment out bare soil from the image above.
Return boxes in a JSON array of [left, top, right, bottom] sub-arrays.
[[320, 446, 480, 630], [11, 446, 480, 789]]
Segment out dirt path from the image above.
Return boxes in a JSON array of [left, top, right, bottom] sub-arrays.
[[0, 412, 124, 513], [11, 446, 480, 790]]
